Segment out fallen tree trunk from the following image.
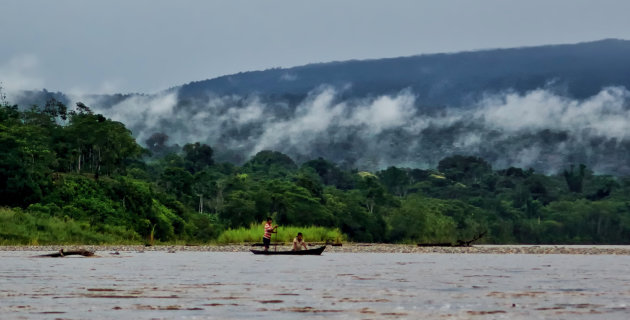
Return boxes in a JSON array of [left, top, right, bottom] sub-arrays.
[[456, 231, 487, 247], [37, 249, 95, 257], [418, 231, 487, 247]]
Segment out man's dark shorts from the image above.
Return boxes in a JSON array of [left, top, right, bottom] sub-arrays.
[[262, 237, 271, 247]]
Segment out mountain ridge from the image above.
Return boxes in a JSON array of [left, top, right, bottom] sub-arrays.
[[14, 38, 630, 106], [175, 38, 630, 105], [9, 39, 630, 175]]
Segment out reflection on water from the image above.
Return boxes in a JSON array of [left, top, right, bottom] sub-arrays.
[[1, 251, 630, 319]]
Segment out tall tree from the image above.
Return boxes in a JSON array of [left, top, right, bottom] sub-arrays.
[[563, 164, 586, 193], [183, 142, 214, 174]]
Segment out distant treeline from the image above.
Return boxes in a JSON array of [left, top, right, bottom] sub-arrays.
[[1, 98, 630, 244]]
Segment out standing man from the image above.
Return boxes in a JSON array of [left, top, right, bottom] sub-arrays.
[[263, 217, 278, 251]]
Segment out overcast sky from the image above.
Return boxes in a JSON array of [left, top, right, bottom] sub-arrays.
[[2, 0, 630, 94]]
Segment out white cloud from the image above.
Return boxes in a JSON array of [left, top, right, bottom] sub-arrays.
[[228, 99, 265, 125], [76, 85, 630, 173], [472, 87, 630, 140], [83, 91, 178, 144], [348, 92, 416, 131], [254, 87, 343, 153]]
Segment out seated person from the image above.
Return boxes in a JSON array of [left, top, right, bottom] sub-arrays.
[[292, 232, 308, 251]]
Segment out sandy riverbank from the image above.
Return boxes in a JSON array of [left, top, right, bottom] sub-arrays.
[[2, 244, 630, 255]]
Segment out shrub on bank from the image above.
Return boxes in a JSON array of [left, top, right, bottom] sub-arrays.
[[0, 207, 140, 245], [216, 223, 344, 244]]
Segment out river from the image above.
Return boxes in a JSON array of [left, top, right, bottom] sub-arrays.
[[1, 251, 629, 319]]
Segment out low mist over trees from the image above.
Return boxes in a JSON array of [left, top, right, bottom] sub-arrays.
[[2, 98, 630, 244], [12, 40, 630, 176]]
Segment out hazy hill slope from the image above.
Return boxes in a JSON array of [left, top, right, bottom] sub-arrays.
[[16, 39, 630, 109], [177, 39, 630, 105]]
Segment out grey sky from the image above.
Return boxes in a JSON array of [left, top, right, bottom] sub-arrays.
[[2, 0, 630, 94]]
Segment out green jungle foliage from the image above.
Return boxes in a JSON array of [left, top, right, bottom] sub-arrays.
[[0, 207, 139, 245], [2, 97, 630, 244]]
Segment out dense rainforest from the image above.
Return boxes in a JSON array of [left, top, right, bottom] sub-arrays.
[[1, 96, 630, 245]]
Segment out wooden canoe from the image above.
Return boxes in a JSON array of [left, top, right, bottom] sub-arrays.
[[250, 246, 326, 255]]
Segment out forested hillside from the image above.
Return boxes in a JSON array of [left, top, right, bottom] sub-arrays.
[[18, 39, 630, 107], [2, 97, 630, 245], [177, 39, 630, 104], [12, 40, 630, 175]]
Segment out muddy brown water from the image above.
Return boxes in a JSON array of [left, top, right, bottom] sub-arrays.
[[1, 251, 630, 319]]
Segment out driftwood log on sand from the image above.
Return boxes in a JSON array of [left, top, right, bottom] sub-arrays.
[[418, 231, 487, 247], [37, 249, 95, 257]]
